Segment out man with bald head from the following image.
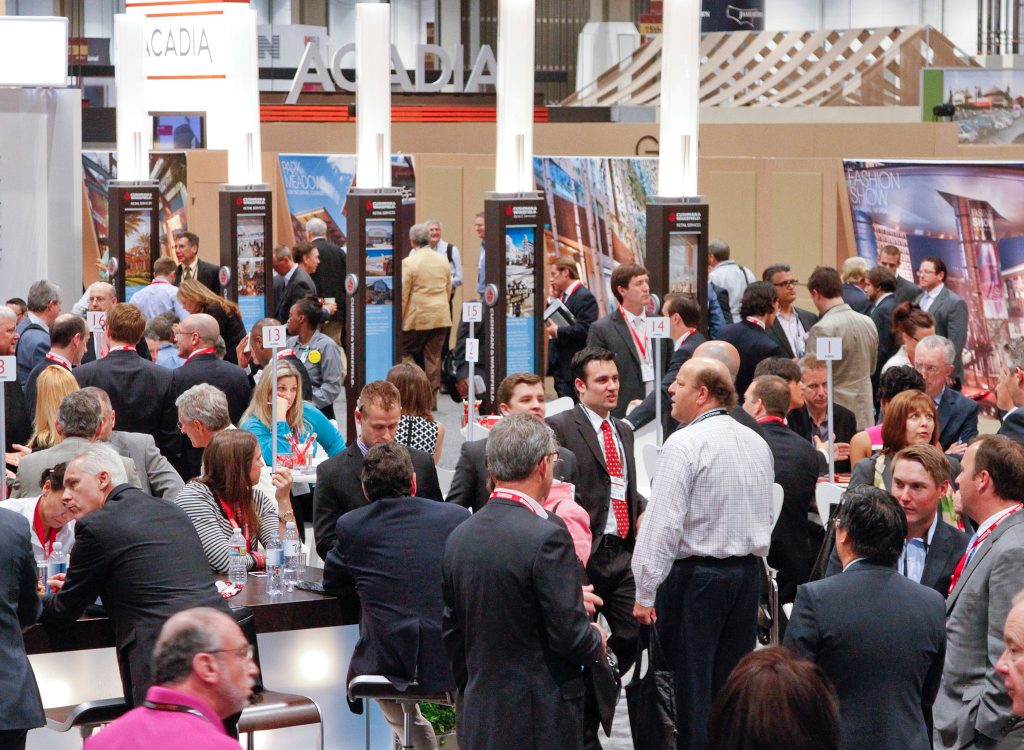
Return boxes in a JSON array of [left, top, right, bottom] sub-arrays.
[[82, 281, 151, 364], [691, 339, 764, 436], [171, 313, 252, 426], [632, 356, 774, 750]]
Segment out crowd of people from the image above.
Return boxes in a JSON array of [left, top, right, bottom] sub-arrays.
[[2, 228, 1024, 750]]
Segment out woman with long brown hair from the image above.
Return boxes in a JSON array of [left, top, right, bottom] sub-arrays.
[[176, 278, 247, 365], [387, 362, 445, 464], [174, 429, 293, 574], [882, 302, 935, 373]]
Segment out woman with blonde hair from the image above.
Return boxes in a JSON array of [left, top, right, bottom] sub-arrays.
[[29, 366, 79, 451], [387, 362, 445, 464], [176, 278, 247, 365]]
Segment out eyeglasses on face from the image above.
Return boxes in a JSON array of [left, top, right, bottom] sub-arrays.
[[773, 279, 799, 288], [206, 644, 255, 661]]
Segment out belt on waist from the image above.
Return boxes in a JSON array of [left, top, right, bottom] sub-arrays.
[[672, 554, 758, 566], [597, 535, 625, 549]]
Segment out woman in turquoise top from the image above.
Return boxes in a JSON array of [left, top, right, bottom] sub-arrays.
[[240, 361, 345, 465]]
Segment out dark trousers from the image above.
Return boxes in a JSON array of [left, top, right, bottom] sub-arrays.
[[403, 327, 450, 398], [0, 730, 27, 750], [656, 555, 759, 750]]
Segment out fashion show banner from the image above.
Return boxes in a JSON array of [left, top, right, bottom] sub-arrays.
[[219, 188, 272, 330], [844, 159, 1024, 399]]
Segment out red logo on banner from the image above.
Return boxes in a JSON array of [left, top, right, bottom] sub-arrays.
[[668, 212, 676, 222], [122, 192, 130, 201], [236, 196, 243, 206], [484, 284, 499, 307], [505, 206, 513, 216], [366, 201, 373, 211]]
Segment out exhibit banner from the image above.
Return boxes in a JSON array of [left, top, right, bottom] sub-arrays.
[[921, 68, 1024, 144], [844, 159, 1024, 398], [505, 223, 537, 375]]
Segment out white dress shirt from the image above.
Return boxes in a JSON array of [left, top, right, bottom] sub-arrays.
[[621, 307, 654, 395], [579, 403, 628, 537]]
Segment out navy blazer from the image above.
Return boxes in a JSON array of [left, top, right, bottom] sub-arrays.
[[547, 284, 598, 389], [869, 293, 899, 381], [714, 320, 784, 403], [785, 561, 946, 750], [174, 259, 221, 294], [625, 331, 706, 434], [843, 283, 872, 314], [894, 275, 923, 305], [998, 409, 1024, 442], [936, 387, 979, 450]]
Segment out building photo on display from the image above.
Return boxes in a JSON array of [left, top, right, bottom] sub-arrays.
[[923, 68, 1024, 144], [669, 232, 700, 294], [123, 210, 153, 297]]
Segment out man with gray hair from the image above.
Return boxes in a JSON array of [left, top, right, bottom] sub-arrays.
[[85, 606, 257, 749], [16, 279, 62, 386], [707, 239, 754, 322], [12, 390, 141, 498], [41, 443, 228, 707], [305, 216, 346, 347], [914, 334, 978, 453], [402, 223, 452, 402], [997, 336, 1024, 441], [442, 414, 606, 750], [271, 244, 316, 325]]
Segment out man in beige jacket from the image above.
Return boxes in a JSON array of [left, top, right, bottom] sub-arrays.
[[402, 223, 452, 403]]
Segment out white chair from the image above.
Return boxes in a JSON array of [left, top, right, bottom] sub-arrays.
[[632, 421, 658, 496], [460, 422, 491, 441], [815, 482, 845, 526], [771, 483, 784, 533], [437, 468, 455, 497], [641, 443, 660, 497], [544, 396, 574, 418]]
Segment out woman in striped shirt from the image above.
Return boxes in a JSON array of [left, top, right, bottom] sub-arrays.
[[174, 429, 293, 575]]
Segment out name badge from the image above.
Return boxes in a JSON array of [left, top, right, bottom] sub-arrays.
[[610, 476, 626, 502], [641, 363, 655, 382]]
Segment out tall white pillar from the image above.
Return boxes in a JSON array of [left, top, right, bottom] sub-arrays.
[[657, 0, 700, 197], [356, 3, 392, 189], [494, 0, 535, 193], [114, 13, 149, 181]]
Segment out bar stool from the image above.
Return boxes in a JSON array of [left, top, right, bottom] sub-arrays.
[[44, 697, 130, 741], [347, 675, 454, 750]]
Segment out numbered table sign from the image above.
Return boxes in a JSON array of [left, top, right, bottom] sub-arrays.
[[0, 356, 14, 382], [87, 311, 107, 334], [816, 337, 843, 360], [463, 301, 483, 324], [465, 338, 480, 363], [645, 316, 671, 339], [262, 325, 287, 349]]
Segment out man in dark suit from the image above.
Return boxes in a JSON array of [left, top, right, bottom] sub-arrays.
[[996, 336, 1024, 442], [788, 356, 858, 474], [80, 282, 151, 365], [16, 279, 62, 388], [547, 348, 644, 678], [236, 318, 312, 401], [825, 444, 968, 597], [763, 263, 816, 359], [0, 307, 30, 453], [306, 218, 346, 346], [73, 303, 179, 462], [865, 266, 900, 394], [313, 380, 442, 561], [916, 256, 969, 385], [586, 264, 670, 418], [914, 335, 978, 451], [841, 257, 872, 314], [625, 292, 706, 436], [271, 244, 317, 325], [879, 244, 922, 305], [546, 257, 598, 401], [41, 444, 228, 706], [786, 486, 946, 750], [0, 506, 45, 749], [449, 373, 578, 511], [24, 313, 88, 416], [171, 314, 252, 425], [713, 281, 784, 402], [442, 414, 605, 750], [173, 231, 220, 293], [743, 375, 819, 604], [324, 442, 468, 748]]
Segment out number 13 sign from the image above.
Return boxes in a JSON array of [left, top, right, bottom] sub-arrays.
[[262, 325, 286, 348]]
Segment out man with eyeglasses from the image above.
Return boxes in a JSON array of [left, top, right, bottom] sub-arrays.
[[786, 355, 857, 475], [915, 256, 968, 388], [913, 335, 978, 454], [878, 244, 922, 305], [85, 607, 258, 749], [762, 264, 816, 359]]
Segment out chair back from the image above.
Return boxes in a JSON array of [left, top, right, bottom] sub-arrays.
[[544, 397, 574, 418], [437, 468, 455, 496], [771, 483, 784, 533]]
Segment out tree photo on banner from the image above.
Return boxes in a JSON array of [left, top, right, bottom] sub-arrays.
[[844, 160, 1024, 405]]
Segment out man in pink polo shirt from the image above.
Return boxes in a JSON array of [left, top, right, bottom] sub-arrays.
[[86, 607, 257, 749]]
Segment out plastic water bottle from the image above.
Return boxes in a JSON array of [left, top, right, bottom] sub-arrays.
[[227, 527, 247, 586], [283, 521, 301, 591], [266, 532, 284, 596], [47, 542, 68, 593]]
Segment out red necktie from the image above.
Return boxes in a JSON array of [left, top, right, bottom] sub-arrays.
[[600, 420, 630, 538]]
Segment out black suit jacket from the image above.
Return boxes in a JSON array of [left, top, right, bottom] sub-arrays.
[[786, 403, 858, 474], [312, 441, 443, 561], [825, 517, 969, 598], [442, 499, 602, 750], [843, 283, 872, 314], [767, 307, 817, 359], [81, 334, 151, 366], [869, 293, 899, 383], [785, 562, 946, 750], [760, 421, 820, 603], [626, 331, 706, 434], [937, 387, 979, 450], [73, 349, 179, 460], [547, 284, 598, 387], [323, 496, 469, 693], [40, 484, 227, 705], [174, 259, 221, 294], [5, 380, 31, 453], [202, 304, 247, 366], [998, 409, 1024, 442], [586, 311, 671, 418], [894, 275, 923, 305], [310, 238, 346, 323], [171, 353, 253, 425], [714, 320, 784, 401], [274, 266, 317, 324], [448, 440, 578, 512], [547, 405, 644, 553]]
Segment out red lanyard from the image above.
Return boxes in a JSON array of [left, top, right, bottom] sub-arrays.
[[185, 347, 216, 363], [108, 345, 136, 353], [948, 504, 1022, 593], [33, 500, 58, 558], [622, 311, 648, 358], [44, 352, 71, 368], [490, 489, 539, 514], [219, 499, 250, 553], [562, 281, 581, 301], [756, 416, 787, 426], [745, 316, 767, 331], [151, 279, 170, 285]]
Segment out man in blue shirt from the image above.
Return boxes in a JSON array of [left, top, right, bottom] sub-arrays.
[[128, 257, 189, 321]]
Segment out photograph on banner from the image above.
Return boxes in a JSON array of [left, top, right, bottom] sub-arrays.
[[365, 217, 396, 383], [237, 214, 267, 330], [922, 68, 1024, 145], [669, 232, 700, 294], [844, 159, 1024, 404], [506, 225, 537, 374], [276, 153, 416, 246], [123, 210, 154, 299], [533, 156, 657, 316]]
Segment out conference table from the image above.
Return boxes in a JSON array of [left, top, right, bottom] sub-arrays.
[[24, 568, 392, 750]]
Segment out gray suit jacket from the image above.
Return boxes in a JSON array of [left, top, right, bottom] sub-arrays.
[[109, 430, 184, 500], [12, 436, 142, 498], [918, 286, 969, 380], [806, 303, 879, 431], [935, 511, 1024, 749]]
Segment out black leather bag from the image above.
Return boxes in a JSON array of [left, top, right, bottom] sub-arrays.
[[625, 625, 677, 750]]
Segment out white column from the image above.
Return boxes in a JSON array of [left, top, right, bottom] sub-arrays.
[[657, 0, 699, 197], [114, 13, 149, 181], [356, 3, 392, 189], [225, 8, 263, 185], [495, 0, 535, 193]]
